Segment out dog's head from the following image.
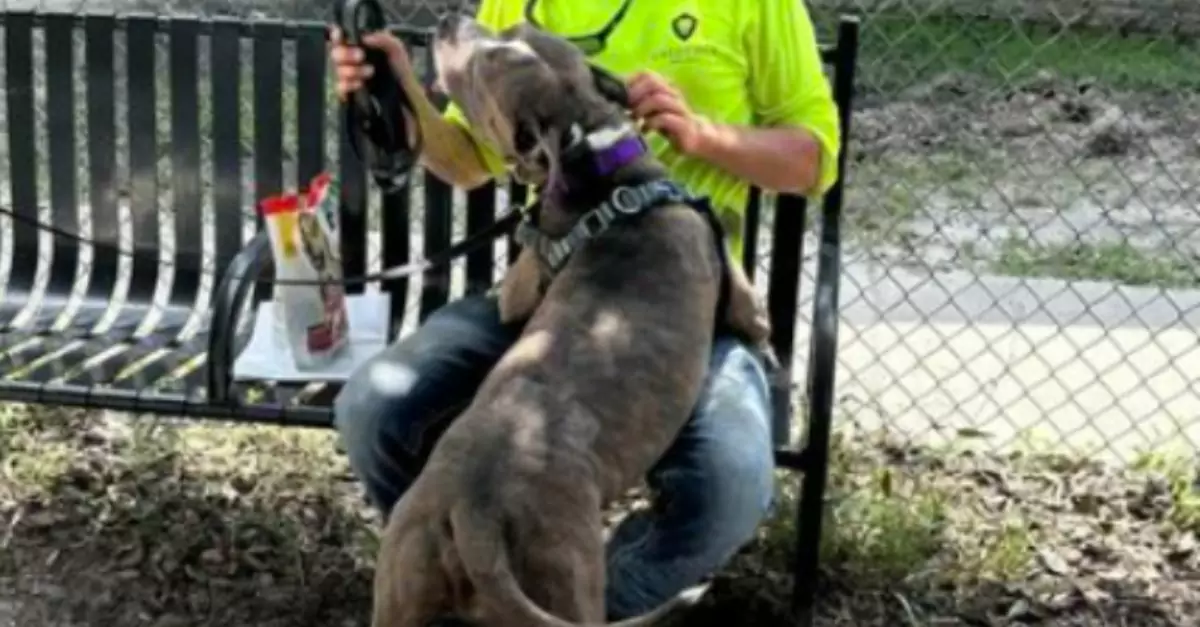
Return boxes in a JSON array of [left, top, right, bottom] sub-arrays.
[[432, 13, 632, 189]]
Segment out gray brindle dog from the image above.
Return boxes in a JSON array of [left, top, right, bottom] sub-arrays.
[[369, 13, 774, 627]]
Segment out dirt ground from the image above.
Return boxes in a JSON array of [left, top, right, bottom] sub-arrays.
[[2, 405, 1197, 626], [846, 70, 1200, 273]]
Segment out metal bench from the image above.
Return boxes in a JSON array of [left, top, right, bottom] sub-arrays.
[[0, 10, 857, 624]]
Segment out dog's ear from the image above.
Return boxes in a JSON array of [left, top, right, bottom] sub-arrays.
[[588, 64, 630, 110]]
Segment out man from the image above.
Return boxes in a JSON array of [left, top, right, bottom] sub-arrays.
[[329, 0, 840, 618]]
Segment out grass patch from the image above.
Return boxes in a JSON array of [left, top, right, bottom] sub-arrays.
[[818, 466, 949, 584], [841, 12, 1200, 96], [746, 431, 1199, 624], [759, 433, 1034, 595], [1132, 450, 1200, 533], [844, 153, 998, 238], [986, 236, 1200, 288]]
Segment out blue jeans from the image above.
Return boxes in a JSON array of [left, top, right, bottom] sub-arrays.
[[333, 294, 775, 619]]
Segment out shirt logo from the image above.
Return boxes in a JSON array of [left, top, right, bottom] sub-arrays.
[[671, 13, 697, 42]]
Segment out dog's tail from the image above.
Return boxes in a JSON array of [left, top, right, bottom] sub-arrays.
[[450, 505, 708, 627]]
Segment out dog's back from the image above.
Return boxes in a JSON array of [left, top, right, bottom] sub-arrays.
[[464, 202, 722, 493], [529, 205, 719, 489], [377, 203, 722, 627]]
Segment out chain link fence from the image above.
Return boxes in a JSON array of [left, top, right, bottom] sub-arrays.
[[796, 0, 1200, 463], [3, 0, 1199, 463]]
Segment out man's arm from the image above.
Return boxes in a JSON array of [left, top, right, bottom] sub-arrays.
[[392, 67, 495, 190], [734, 0, 841, 198], [689, 122, 824, 196], [628, 0, 838, 198], [404, 0, 515, 190]]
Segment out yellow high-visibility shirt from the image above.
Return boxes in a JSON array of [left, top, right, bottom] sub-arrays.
[[442, 0, 841, 258]]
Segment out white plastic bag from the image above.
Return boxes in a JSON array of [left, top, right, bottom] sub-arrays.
[[259, 172, 350, 370]]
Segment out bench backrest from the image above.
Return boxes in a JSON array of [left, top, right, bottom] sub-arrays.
[[1, 12, 854, 411]]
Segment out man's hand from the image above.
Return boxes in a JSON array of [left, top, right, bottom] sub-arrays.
[[626, 71, 711, 157], [327, 26, 492, 190], [329, 27, 415, 101], [625, 70, 821, 195]]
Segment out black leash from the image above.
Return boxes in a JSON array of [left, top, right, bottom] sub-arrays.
[[334, 0, 421, 194]]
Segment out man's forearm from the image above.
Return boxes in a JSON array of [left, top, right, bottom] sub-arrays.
[[394, 70, 492, 190], [691, 121, 823, 196]]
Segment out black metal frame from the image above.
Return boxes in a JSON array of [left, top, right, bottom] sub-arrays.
[[0, 10, 857, 622]]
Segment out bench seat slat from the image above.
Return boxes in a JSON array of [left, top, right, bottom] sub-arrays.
[[2, 12, 38, 330], [83, 15, 123, 332], [1, 306, 190, 382], [42, 13, 80, 330], [380, 183, 411, 343], [56, 312, 205, 387], [0, 303, 142, 371], [295, 26, 326, 185], [1, 324, 337, 418], [251, 20, 284, 303], [338, 107, 370, 296], [126, 16, 162, 311], [465, 184, 497, 295], [169, 18, 206, 315], [211, 19, 246, 284]]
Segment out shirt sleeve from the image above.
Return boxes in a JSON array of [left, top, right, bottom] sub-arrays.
[[744, 0, 841, 197], [440, 0, 521, 177]]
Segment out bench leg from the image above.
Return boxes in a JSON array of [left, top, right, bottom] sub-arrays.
[[768, 362, 827, 626], [769, 366, 793, 448], [791, 451, 831, 627], [792, 271, 842, 625]]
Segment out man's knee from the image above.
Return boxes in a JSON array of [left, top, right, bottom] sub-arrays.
[[333, 295, 520, 509], [660, 337, 776, 547], [333, 346, 424, 476], [679, 428, 775, 547], [333, 338, 455, 509], [695, 339, 776, 523], [604, 340, 775, 619]]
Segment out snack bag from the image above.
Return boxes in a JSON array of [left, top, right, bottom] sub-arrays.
[[259, 172, 350, 370]]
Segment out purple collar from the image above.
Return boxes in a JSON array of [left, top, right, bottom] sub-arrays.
[[591, 134, 647, 176]]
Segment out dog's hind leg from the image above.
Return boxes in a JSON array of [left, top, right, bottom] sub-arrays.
[[451, 495, 705, 627], [372, 502, 460, 627], [511, 495, 608, 624]]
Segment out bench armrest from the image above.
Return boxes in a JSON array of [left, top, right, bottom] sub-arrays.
[[206, 232, 273, 403]]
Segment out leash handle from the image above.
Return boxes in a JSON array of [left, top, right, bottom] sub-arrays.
[[336, 0, 388, 111], [333, 0, 419, 193]]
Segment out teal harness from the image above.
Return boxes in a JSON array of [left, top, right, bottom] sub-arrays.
[[514, 179, 700, 271], [513, 178, 735, 326]]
